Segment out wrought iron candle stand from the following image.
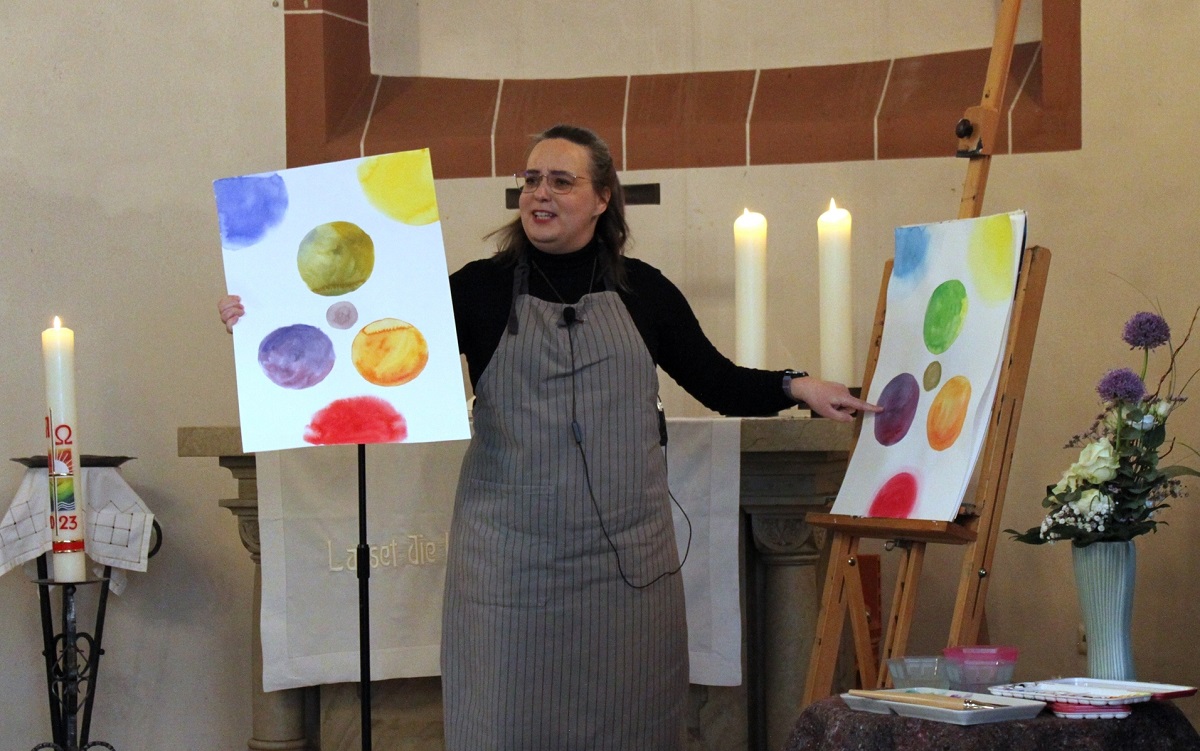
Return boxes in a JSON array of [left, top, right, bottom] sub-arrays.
[[29, 521, 161, 751]]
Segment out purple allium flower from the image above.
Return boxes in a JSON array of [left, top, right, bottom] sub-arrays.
[[1122, 311, 1171, 350], [1097, 367, 1146, 403]]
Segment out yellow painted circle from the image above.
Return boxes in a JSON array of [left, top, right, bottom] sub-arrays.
[[352, 318, 429, 386], [967, 214, 1016, 304], [357, 150, 439, 226]]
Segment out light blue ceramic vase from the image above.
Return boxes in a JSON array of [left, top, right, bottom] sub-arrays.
[[1073, 540, 1136, 680]]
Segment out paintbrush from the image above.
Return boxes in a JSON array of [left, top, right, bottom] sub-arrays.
[[848, 689, 1007, 710]]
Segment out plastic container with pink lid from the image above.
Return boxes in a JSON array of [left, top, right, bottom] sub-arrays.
[[942, 646, 1019, 693]]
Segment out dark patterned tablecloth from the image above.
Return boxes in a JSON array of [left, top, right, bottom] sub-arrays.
[[783, 696, 1200, 751]]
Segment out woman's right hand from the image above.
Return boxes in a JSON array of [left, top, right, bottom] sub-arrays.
[[218, 295, 244, 333]]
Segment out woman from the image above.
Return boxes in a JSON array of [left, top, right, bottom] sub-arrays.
[[220, 124, 876, 750]]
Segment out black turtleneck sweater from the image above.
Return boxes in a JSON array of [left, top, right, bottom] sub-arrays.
[[449, 240, 797, 417]]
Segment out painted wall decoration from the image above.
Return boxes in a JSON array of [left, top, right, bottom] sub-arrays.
[[215, 149, 470, 453], [831, 211, 1026, 521]]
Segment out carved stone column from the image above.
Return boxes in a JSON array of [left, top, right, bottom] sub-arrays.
[[739, 418, 852, 751], [748, 513, 828, 751], [179, 429, 306, 751]]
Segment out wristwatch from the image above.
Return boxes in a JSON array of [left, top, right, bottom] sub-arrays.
[[782, 369, 809, 400]]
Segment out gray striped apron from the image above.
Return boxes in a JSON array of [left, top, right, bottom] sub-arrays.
[[441, 259, 687, 750]]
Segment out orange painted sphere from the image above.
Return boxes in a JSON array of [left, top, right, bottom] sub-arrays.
[[351, 318, 429, 386], [926, 375, 971, 451]]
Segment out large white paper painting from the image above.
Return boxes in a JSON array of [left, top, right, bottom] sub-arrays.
[[832, 211, 1026, 521], [215, 149, 469, 453]]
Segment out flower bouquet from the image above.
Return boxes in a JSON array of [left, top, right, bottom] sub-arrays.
[[1009, 308, 1200, 546]]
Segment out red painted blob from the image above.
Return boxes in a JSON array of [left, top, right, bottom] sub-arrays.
[[304, 396, 408, 445], [867, 471, 919, 518]]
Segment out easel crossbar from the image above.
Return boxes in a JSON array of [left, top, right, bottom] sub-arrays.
[[805, 513, 976, 545]]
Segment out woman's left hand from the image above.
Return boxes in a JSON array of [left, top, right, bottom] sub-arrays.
[[789, 376, 881, 422]]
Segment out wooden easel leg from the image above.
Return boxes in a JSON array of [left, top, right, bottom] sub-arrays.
[[801, 532, 856, 707], [876, 541, 926, 687], [950, 537, 990, 646], [949, 248, 1051, 647], [843, 553, 876, 691]]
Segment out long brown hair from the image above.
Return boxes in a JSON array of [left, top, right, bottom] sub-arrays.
[[488, 124, 630, 286]]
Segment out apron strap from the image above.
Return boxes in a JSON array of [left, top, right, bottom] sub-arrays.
[[601, 260, 616, 293], [597, 237, 616, 292], [508, 254, 530, 335]]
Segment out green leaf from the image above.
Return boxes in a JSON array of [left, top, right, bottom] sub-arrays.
[[1144, 424, 1167, 450], [1005, 527, 1050, 545], [1162, 465, 1200, 480]]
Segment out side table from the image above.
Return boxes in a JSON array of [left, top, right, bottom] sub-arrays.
[[783, 695, 1200, 751]]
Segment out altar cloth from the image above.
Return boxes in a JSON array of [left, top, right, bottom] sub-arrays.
[[0, 467, 156, 591], [256, 417, 743, 691]]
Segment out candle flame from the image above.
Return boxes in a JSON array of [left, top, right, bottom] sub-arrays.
[[52, 316, 62, 329], [829, 198, 838, 212]]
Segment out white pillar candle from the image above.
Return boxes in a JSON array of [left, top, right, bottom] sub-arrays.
[[42, 316, 87, 582], [734, 209, 768, 368], [817, 199, 854, 385]]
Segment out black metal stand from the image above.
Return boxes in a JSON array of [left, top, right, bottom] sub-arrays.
[[30, 520, 162, 751], [356, 443, 372, 751], [31, 560, 116, 751]]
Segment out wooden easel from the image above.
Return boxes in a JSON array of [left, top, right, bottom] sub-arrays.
[[800, 0, 1052, 705]]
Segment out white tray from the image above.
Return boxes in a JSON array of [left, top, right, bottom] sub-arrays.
[[841, 688, 1046, 725], [989, 678, 1196, 705]]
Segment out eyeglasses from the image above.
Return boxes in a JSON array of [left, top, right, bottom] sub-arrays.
[[515, 170, 592, 194]]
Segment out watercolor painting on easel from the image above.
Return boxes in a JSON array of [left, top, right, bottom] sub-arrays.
[[214, 149, 470, 453], [832, 211, 1026, 521]]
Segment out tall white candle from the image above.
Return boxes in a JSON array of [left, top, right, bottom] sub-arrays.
[[734, 208, 768, 368], [42, 316, 87, 582], [817, 199, 854, 385]]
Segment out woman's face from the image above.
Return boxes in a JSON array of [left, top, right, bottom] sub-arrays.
[[519, 138, 610, 255]]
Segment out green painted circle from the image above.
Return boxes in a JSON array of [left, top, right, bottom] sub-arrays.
[[923, 280, 968, 354]]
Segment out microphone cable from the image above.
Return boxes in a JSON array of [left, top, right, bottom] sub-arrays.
[[563, 304, 692, 590]]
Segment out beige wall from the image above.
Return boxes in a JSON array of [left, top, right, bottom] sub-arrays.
[[2, 1, 1198, 747], [0, 1, 283, 747]]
